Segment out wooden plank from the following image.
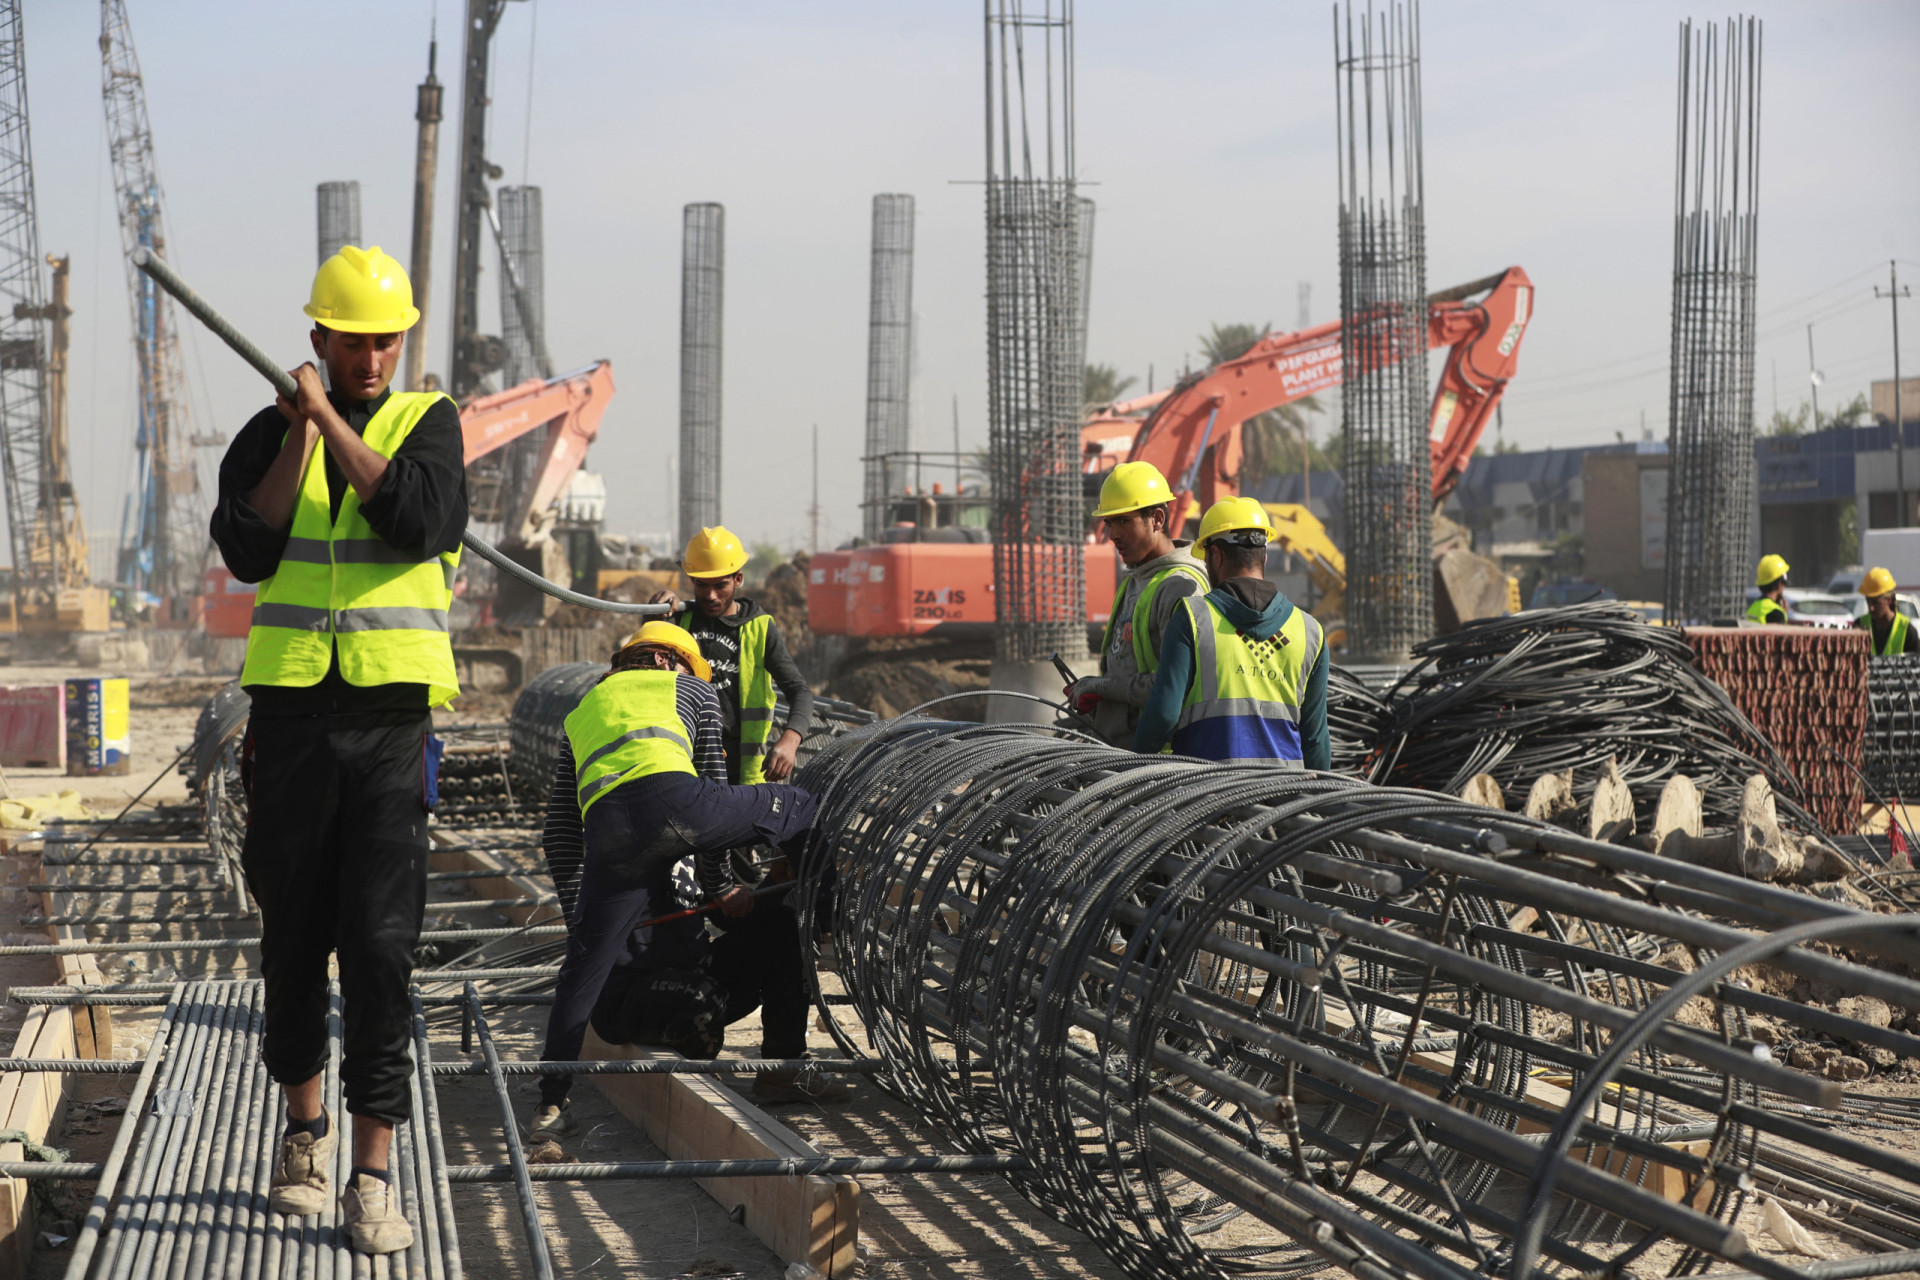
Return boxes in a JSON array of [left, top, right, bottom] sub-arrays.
[[583, 1028, 859, 1277]]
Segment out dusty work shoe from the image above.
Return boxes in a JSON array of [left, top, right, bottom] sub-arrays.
[[752, 1062, 853, 1106], [529, 1101, 576, 1144], [341, 1170, 414, 1254], [268, 1111, 335, 1215]]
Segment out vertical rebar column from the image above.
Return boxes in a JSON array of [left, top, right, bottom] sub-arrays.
[[1664, 17, 1762, 625], [497, 185, 547, 524], [863, 193, 915, 541], [679, 202, 724, 548], [1335, 0, 1429, 662], [315, 181, 361, 266], [985, 0, 1084, 668], [1075, 195, 1095, 373]]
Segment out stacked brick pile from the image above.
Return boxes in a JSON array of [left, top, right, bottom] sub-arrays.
[[1685, 626, 1868, 835]]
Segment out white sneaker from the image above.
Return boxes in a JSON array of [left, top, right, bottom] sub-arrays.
[[267, 1113, 334, 1216], [341, 1171, 414, 1254]]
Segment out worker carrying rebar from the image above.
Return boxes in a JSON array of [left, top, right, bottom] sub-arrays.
[[208, 246, 461, 1254], [531, 623, 847, 1148], [1132, 497, 1330, 767], [1749, 554, 1790, 624], [648, 526, 814, 782], [1855, 566, 1917, 653], [1061, 462, 1210, 748]]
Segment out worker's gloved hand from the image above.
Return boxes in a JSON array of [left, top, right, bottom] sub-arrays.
[[1065, 677, 1112, 715], [716, 885, 755, 918], [763, 729, 803, 781]]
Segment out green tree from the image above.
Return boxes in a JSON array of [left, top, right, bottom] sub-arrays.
[[1084, 362, 1137, 410], [1198, 322, 1331, 484], [1768, 391, 1870, 437]]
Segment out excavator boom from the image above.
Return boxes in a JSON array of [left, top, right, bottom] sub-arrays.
[[459, 359, 615, 544]]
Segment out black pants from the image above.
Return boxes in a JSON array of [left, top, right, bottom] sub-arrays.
[[242, 713, 430, 1124], [708, 899, 808, 1057], [539, 773, 816, 1105]]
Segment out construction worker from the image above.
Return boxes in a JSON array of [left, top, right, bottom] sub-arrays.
[[648, 527, 814, 783], [1855, 567, 1917, 654], [532, 623, 845, 1149], [1133, 497, 1330, 767], [208, 246, 461, 1254], [1749, 554, 1790, 624], [1063, 462, 1210, 747]]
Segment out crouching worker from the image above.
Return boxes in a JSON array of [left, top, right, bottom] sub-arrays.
[[529, 622, 845, 1147]]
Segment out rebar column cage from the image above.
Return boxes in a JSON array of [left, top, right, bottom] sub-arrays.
[[314, 180, 361, 267], [1335, 0, 1430, 662], [985, 0, 1085, 664], [863, 193, 916, 541], [497, 184, 548, 519], [678, 201, 724, 549], [1663, 16, 1762, 627]]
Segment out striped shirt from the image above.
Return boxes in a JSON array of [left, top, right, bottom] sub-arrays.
[[543, 672, 729, 919]]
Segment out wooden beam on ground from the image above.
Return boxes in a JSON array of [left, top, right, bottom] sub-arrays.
[[584, 1029, 859, 1277]]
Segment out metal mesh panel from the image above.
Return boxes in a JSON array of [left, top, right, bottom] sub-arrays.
[[1335, 0, 1430, 662], [678, 202, 724, 548], [862, 193, 914, 541], [985, 1, 1084, 665], [1664, 17, 1762, 626], [315, 180, 360, 266]]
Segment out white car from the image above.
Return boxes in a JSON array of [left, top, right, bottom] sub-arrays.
[[1745, 588, 1855, 628]]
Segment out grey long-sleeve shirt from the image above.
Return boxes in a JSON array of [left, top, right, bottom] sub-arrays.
[[1086, 542, 1207, 747]]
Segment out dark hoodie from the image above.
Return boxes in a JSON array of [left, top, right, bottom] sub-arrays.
[[1132, 576, 1330, 768], [677, 595, 816, 778]]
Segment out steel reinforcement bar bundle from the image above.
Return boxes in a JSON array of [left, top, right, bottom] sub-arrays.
[[793, 718, 1920, 1280]]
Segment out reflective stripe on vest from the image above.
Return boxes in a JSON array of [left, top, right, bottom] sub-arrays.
[[1747, 596, 1785, 625], [240, 391, 462, 706], [1171, 593, 1322, 765], [678, 609, 778, 784], [1101, 558, 1210, 676], [564, 670, 697, 813]]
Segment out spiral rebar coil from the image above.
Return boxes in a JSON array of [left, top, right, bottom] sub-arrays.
[[1326, 664, 1392, 778], [795, 718, 1920, 1280], [1865, 654, 1920, 801], [1372, 603, 1820, 834]]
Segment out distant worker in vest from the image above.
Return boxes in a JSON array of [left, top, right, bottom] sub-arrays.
[[647, 526, 815, 783], [209, 246, 462, 1253], [1749, 554, 1790, 624], [1062, 462, 1210, 747], [1855, 567, 1917, 654], [531, 623, 846, 1149], [1133, 497, 1331, 767]]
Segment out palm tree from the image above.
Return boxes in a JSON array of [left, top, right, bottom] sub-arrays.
[[1199, 323, 1328, 495], [1084, 362, 1137, 412]]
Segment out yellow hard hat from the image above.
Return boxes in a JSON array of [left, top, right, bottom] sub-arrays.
[[1756, 553, 1790, 586], [304, 245, 420, 333], [1861, 566, 1898, 599], [1092, 461, 1175, 519], [617, 620, 712, 682], [1195, 496, 1275, 550], [682, 526, 748, 579]]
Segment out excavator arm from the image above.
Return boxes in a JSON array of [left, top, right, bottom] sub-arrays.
[[1108, 267, 1532, 519], [459, 359, 615, 544]]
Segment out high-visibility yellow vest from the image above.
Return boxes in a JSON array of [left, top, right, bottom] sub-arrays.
[[677, 609, 777, 784], [1101, 558, 1210, 675], [1747, 596, 1786, 625], [564, 670, 697, 814], [1171, 594, 1323, 765], [1858, 611, 1912, 656], [240, 392, 461, 706]]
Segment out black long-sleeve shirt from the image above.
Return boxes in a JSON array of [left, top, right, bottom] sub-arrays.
[[210, 388, 468, 717], [678, 597, 815, 777]]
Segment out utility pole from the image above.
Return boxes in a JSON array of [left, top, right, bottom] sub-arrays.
[[951, 393, 962, 493], [406, 28, 443, 392], [809, 424, 820, 555], [1878, 261, 1911, 527], [1806, 324, 1822, 429]]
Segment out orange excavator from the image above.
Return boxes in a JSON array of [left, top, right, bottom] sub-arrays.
[[811, 267, 1531, 640]]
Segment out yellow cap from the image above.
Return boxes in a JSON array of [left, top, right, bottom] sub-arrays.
[[617, 620, 712, 682], [683, 526, 748, 579], [1756, 553, 1790, 587], [304, 245, 421, 333], [1092, 461, 1175, 519], [1861, 566, 1897, 599], [1195, 496, 1275, 550]]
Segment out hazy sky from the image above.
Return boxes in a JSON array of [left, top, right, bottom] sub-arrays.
[[17, 1, 1920, 562]]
